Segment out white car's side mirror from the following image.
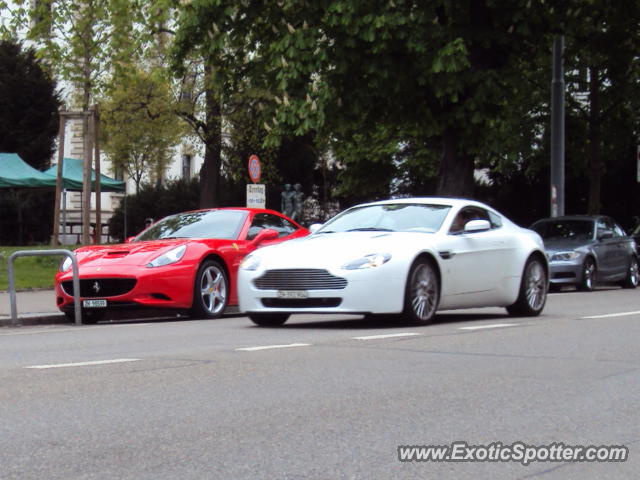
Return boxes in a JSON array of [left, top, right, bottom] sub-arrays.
[[309, 223, 323, 233], [464, 219, 491, 232]]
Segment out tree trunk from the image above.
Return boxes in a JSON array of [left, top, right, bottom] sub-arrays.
[[587, 66, 601, 215], [435, 127, 475, 197], [199, 58, 222, 208]]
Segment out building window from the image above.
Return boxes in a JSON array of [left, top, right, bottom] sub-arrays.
[[182, 154, 192, 179]]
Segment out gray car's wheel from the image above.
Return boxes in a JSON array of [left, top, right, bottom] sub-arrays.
[[249, 313, 290, 327], [507, 256, 547, 317], [403, 257, 439, 325], [621, 256, 639, 289], [190, 260, 229, 319], [577, 257, 596, 291]]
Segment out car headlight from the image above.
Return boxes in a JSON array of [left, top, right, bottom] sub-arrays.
[[550, 251, 581, 262], [60, 256, 73, 272], [147, 245, 186, 268], [240, 254, 261, 271], [342, 253, 391, 270]]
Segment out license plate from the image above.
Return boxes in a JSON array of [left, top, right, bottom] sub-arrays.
[[83, 299, 107, 308], [277, 290, 309, 299]]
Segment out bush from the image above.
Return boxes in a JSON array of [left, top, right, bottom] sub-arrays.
[[0, 189, 55, 245]]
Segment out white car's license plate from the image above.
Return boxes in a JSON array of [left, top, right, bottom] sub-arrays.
[[277, 290, 309, 299], [83, 299, 107, 308]]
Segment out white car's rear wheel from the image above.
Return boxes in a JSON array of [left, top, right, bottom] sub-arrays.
[[403, 258, 439, 325], [507, 256, 547, 316]]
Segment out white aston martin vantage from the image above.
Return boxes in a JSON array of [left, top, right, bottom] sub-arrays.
[[238, 198, 549, 326]]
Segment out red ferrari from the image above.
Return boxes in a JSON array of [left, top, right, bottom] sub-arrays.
[[55, 208, 309, 323]]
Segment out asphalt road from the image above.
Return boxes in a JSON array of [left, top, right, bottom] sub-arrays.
[[1, 288, 639, 479]]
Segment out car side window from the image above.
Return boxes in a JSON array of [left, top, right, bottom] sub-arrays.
[[247, 213, 296, 240], [488, 211, 503, 229], [449, 207, 491, 234], [612, 221, 625, 238]]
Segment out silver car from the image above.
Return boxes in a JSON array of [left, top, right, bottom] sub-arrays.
[[530, 215, 639, 291]]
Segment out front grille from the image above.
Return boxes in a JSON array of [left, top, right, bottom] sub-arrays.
[[552, 272, 576, 279], [261, 298, 342, 308], [62, 278, 137, 298], [254, 269, 348, 290]]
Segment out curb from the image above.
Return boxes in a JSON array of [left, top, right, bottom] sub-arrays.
[[0, 313, 70, 328]]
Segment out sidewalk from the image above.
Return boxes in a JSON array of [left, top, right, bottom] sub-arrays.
[[0, 289, 68, 326]]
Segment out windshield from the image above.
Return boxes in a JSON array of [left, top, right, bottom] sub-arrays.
[[135, 210, 248, 241], [317, 203, 451, 234], [531, 220, 594, 241]]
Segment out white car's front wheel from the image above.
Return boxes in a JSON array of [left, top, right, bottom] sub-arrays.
[[507, 256, 547, 317], [403, 257, 439, 325]]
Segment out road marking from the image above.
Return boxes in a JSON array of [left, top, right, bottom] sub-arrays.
[[25, 358, 141, 369], [0, 324, 151, 336], [581, 311, 640, 319], [236, 343, 311, 352], [458, 323, 518, 331], [352, 333, 421, 341]]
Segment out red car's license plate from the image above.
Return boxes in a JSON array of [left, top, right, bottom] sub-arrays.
[[83, 299, 107, 308]]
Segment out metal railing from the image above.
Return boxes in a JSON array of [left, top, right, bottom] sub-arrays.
[[7, 250, 81, 326]]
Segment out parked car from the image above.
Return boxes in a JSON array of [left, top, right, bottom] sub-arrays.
[[530, 215, 638, 291], [55, 208, 309, 323], [238, 197, 549, 326]]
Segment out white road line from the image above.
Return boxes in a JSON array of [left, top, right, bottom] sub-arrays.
[[352, 333, 421, 340], [0, 324, 151, 336], [581, 311, 640, 319], [458, 323, 518, 331], [235, 343, 311, 352], [25, 358, 141, 369]]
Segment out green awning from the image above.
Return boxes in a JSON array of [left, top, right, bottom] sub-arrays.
[[45, 157, 125, 192], [0, 152, 58, 188]]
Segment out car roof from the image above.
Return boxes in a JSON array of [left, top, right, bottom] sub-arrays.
[[355, 197, 490, 209], [533, 215, 606, 223]]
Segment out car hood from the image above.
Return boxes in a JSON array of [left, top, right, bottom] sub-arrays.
[[250, 231, 435, 269], [543, 238, 593, 254], [73, 239, 191, 268]]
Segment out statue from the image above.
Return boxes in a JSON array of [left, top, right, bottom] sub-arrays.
[[281, 184, 294, 218], [292, 183, 304, 222]]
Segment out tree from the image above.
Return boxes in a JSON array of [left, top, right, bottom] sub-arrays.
[[100, 67, 185, 193], [0, 40, 61, 169], [171, 1, 565, 199]]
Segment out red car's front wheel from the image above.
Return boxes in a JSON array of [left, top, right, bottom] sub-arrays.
[[190, 260, 229, 319]]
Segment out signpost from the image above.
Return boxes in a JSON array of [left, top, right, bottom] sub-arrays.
[[637, 145, 640, 183], [247, 155, 265, 208]]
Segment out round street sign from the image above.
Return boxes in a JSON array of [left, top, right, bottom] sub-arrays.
[[248, 154, 261, 184]]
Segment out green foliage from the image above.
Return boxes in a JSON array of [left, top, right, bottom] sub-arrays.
[[100, 67, 186, 192], [0, 190, 55, 245], [0, 40, 61, 169], [108, 177, 200, 242]]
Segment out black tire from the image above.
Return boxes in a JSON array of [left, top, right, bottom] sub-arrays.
[[65, 309, 105, 324], [190, 259, 229, 319], [621, 256, 639, 289], [577, 257, 596, 292], [506, 256, 547, 317], [402, 257, 439, 325], [248, 313, 290, 327]]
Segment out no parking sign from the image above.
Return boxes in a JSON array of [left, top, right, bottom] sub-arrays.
[[248, 154, 261, 184]]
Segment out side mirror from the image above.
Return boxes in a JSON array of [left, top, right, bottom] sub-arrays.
[[252, 228, 279, 245], [125, 236, 136, 243], [598, 229, 613, 240], [464, 219, 491, 233], [309, 223, 323, 233]]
